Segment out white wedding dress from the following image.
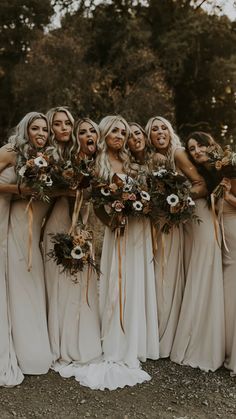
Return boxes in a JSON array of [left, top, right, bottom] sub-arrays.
[[66, 174, 159, 390]]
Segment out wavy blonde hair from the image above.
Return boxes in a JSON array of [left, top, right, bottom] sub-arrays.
[[74, 118, 100, 154], [46, 106, 77, 160], [9, 111, 49, 157], [145, 116, 182, 170], [95, 115, 131, 181]]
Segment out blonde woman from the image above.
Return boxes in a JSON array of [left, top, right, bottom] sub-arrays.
[[72, 115, 159, 390], [4, 112, 52, 375], [43, 107, 102, 377], [75, 117, 99, 159], [145, 116, 207, 359]]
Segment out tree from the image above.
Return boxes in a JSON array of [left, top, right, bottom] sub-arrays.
[[12, 1, 174, 128], [146, 0, 236, 142], [0, 0, 54, 141]]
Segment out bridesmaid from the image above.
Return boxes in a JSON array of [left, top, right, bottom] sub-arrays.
[[127, 122, 150, 166], [43, 108, 102, 376], [170, 131, 225, 371], [145, 117, 209, 358], [220, 177, 236, 374], [74, 115, 159, 390], [75, 118, 99, 159], [0, 124, 27, 385], [7, 112, 52, 374], [145, 116, 186, 358]]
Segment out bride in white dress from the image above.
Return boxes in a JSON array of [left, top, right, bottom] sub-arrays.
[[70, 115, 159, 390]]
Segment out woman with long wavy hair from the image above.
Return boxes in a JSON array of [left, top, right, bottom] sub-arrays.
[[71, 115, 159, 390], [5, 112, 52, 376], [170, 131, 225, 371], [145, 117, 208, 359], [43, 107, 102, 377]]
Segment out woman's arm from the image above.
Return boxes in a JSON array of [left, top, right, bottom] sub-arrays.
[[0, 144, 16, 173], [174, 149, 208, 199], [221, 178, 236, 208]]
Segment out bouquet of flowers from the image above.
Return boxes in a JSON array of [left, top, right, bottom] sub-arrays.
[[91, 174, 152, 231], [48, 225, 99, 281], [148, 168, 198, 233], [207, 145, 236, 177], [206, 144, 236, 200], [50, 156, 94, 191], [16, 146, 58, 202], [16, 145, 94, 202]]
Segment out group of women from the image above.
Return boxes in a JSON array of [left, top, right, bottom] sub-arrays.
[[0, 107, 235, 391]]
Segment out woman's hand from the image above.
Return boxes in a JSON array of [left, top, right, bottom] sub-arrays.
[[153, 153, 167, 166], [220, 177, 233, 202], [220, 177, 231, 193]]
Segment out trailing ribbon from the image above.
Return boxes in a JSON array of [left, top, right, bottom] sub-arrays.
[[26, 197, 33, 272], [210, 193, 221, 248], [151, 222, 158, 264], [116, 227, 125, 334], [161, 231, 167, 280], [68, 189, 84, 235], [69, 189, 93, 307], [86, 264, 91, 308], [218, 195, 229, 252]]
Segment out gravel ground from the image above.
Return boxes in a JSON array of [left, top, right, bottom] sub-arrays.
[[0, 359, 236, 419]]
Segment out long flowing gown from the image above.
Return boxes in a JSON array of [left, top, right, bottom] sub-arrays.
[[154, 148, 185, 358], [170, 198, 225, 371], [154, 224, 185, 358], [222, 201, 236, 373], [43, 196, 102, 375], [0, 167, 24, 386], [70, 173, 159, 390], [8, 193, 52, 374]]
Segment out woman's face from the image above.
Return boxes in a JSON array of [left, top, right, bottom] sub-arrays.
[[77, 121, 98, 157], [150, 120, 170, 152], [105, 121, 126, 152], [28, 118, 48, 148], [127, 125, 146, 154], [52, 111, 72, 143], [187, 138, 209, 164]]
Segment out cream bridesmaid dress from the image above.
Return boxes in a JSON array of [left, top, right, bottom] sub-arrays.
[[222, 200, 236, 373], [43, 196, 102, 375], [154, 224, 185, 357], [171, 198, 225, 371], [8, 194, 52, 374], [0, 167, 24, 386], [153, 147, 185, 358]]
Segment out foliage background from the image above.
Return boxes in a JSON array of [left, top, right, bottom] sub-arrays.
[[0, 0, 236, 146]]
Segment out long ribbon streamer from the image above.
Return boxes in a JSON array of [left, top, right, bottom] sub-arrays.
[[26, 198, 33, 272], [210, 193, 221, 248], [116, 227, 125, 334]]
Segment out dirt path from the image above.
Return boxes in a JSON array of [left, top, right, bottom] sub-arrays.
[[0, 359, 235, 418]]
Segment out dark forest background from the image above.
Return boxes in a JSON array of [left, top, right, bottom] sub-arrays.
[[1, 0, 236, 146]]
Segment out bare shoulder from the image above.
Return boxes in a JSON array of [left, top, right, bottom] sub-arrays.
[[0, 143, 16, 166], [174, 147, 189, 163]]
